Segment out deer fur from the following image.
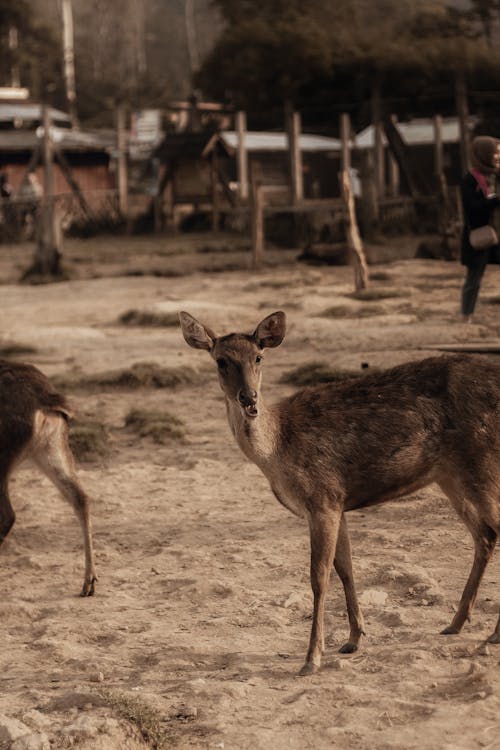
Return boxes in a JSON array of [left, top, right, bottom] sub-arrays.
[[179, 310, 500, 675], [0, 359, 96, 596]]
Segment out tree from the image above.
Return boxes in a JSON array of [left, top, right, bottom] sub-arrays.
[[0, 0, 63, 102]]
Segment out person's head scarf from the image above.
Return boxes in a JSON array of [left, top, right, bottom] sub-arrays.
[[471, 136, 500, 174]]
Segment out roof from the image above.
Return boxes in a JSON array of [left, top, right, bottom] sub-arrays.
[[0, 102, 71, 127], [0, 127, 113, 154], [221, 131, 341, 152], [355, 117, 477, 149]]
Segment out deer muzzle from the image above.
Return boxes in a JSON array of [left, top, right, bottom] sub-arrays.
[[238, 389, 258, 418]]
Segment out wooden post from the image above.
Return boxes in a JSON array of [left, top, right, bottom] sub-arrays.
[[340, 112, 351, 172], [24, 105, 62, 279], [41, 106, 58, 260], [433, 114, 444, 177], [117, 106, 128, 220], [388, 115, 400, 197], [341, 169, 369, 291], [285, 105, 303, 204], [455, 71, 470, 174], [372, 84, 385, 198], [236, 111, 249, 202], [211, 150, 220, 231], [250, 168, 264, 268]]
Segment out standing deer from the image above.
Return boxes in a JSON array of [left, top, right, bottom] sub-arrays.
[[0, 359, 96, 596], [179, 310, 500, 675]]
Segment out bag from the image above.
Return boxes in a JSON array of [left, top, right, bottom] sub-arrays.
[[469, 225, 498, 250]]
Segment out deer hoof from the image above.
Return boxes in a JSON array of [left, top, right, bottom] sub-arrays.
[[299, 661, 319, 676], [440, 625, 460, 635], [339, 641, 358, 654], [486, 633, 500, 644], [80, 576, 97, 597]]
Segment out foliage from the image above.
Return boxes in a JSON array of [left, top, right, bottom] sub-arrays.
[[197, 0, 500, 126], [0, 0, 63, 103]]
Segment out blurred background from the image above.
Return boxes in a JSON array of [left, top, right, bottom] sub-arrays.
[[1, 0, 500, 268]]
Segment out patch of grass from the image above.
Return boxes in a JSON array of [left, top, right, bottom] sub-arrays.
[[118, 309, 180, 327], [244, 279, 291, 292], [55, 362, 199, 391], [69, 419, 109, 462], [0, 342, 37, 357], [97, 688, 172, 750], [320, 304, 385, 318], [350, 287, 409, 301], [125, 408, 186, 443], [369, 271, 393, 282], [280, 361, 364, 387], [199, 262, 244, 273]]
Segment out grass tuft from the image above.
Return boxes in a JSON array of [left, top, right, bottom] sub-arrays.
[[69, 419, 109, 462], [119, 309, 180, 327], [55, 363, 199, 391], [125, 408, 186, 444], [320, 304, 385, 318], [97, 688, 172, 750], [0, 342, 38, 357], [350, 288, 409, 301]]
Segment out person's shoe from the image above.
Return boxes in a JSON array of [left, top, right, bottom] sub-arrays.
[[462, 315, 472, 324]]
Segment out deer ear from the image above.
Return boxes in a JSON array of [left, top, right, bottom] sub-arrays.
[[253, 311, 286, 349], [179, 311, 216, 351]]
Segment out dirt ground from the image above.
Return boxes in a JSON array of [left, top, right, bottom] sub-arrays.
[[0, 233, 499, 750]]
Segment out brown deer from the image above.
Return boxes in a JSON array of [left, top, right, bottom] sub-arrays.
[[179, 310, 500, 675], [0, 359, 96, 596]]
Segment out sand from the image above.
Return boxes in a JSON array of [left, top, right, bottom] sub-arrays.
[[0, 234, 498, 750]]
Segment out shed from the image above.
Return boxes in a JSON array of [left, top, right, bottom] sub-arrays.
[[354, 116, 476, 190]]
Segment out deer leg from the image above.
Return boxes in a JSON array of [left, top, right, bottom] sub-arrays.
[[334, 514, 365, 654], [441, 523, 496, 635], [0, 479, 15, 544], [31, 412, 96, 597], [300, 508, 341, 676]]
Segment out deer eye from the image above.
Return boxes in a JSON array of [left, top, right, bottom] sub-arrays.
[[216, 358, 227, 370], [256, 355, 263, 364]]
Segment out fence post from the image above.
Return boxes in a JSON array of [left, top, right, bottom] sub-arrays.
[[285, 104, 303, 204], [236, 111, 249, 202], [250, 168, 264, 268], [117, 106, 128, 220], [340, 169, 369, 291], [388, 115, 400, 197]]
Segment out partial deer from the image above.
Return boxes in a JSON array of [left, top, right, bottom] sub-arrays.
[[180, 310, 500, 675], [0, 359, 96, 596]]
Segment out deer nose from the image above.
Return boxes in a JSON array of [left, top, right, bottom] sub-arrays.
[[238, 389, 257, 407]]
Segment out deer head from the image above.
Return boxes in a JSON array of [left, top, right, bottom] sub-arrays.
[[179, 311, 286, 418]]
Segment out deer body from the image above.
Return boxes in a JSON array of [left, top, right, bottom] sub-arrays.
[[0, 359, 96, 596], [180, 311, 500, 675]]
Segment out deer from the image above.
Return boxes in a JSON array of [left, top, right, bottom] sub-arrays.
[[179, 310, 500, 675], [0, 359, 96, 596]]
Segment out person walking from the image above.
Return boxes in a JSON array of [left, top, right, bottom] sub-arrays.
[[460, 136, 500, 323]]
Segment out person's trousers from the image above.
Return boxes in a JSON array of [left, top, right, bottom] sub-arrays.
[[461, 263, 487, 316]]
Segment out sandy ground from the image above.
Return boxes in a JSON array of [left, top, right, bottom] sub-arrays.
[[0, 234, 499, 750]]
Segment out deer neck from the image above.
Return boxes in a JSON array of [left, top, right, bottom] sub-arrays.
[[225, 396, 278, 469]]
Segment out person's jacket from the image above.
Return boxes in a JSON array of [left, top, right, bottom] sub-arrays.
[[461, 171, 500, 267]]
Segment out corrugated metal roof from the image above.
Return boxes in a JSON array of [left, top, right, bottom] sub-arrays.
[[0, 127, 112, 153], [0, 102, 71, 124], [221, 131, 341, 152], [354, 117, 476, 148]]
